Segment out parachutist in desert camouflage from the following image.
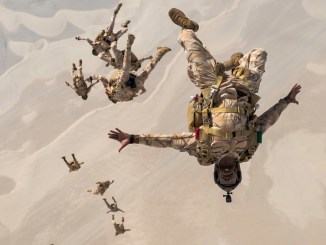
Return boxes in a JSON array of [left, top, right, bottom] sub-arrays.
[[112, 215, 130, 236], [62, 154, 84, 172], [93, 34, 171, 103], [103, 197, 124, 213], [87, 180, 114, 195], [75, 3, 129, 64], [65, 59, 99, 100], [109, 84, 301, 202], [108, 8, 301, 202]]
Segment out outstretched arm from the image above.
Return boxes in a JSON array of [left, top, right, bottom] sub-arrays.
[[86, 79, 100, 93], [65, 81, 77, 92], [75, 36, 94, 46], [108, 128, 195, 152], [256, 84, 301, 133]]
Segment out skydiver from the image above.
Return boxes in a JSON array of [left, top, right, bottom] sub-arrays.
[[112, 215, 130, 236], [87, 180, 114, 195], [92, 34, 171, 103], [75, 3, 129, 62], [107, 9, 301, 201], [61, 154, 84, 172], [108, 84, 301, 196], [65, 59, 100, 100], [103, 197, 124, 213]]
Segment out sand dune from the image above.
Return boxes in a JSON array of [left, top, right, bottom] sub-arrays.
[[0, 0, 325, 244]]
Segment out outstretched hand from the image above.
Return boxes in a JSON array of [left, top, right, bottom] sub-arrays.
[[108, 128, 130, 152], [284, 84, 301, 105]]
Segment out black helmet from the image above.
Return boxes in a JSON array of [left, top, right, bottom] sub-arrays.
[[92, 48, 99, 56], [214, 157, 242, 192]]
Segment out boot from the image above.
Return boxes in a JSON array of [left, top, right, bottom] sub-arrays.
[[126, 34, 135, 49], [223, 52, 243, 71], [155, 47, 171, 61], [72, 63, 77, 71], [121, 20, 130, 28], [114, 3, 122, 15], [168, 8, 199, 32]]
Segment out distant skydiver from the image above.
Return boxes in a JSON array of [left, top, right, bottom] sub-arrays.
[[103, 197, 125, 213], [62, 154, 84, 172], [75, 3, 129, 64], [112, 215, 130, 236], [87, 180, 114, 195], [91, 34, 171, 104], [65, 59, 99, 100], [107, 8, 301, 203]]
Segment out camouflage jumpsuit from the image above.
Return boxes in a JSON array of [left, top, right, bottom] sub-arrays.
[[62, 154, 84, 172], [112, 216, 129, 236], [103, 197, 124, 213], [75, 3, 127, 64], [88, 180, 114, 195], [65, 60, 99, 99]]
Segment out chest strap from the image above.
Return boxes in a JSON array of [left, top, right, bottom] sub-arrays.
[[210, 107, 249, 115], [204, 127, 254, 140]]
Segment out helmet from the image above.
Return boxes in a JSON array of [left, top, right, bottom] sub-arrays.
[[213, 156, 242, 192], [92, 48, 99, 56]]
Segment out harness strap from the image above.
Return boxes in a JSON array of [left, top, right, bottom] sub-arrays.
[[200, 75, 223, 98], [211, 107, 248, 115], [203, 127, 254, 140]]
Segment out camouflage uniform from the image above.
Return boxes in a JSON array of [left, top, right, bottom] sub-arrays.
[[178, 28, 267, 92], [62, 154, 84, 172], [65, 60, 99, 100], [87, 180, 114, 195], [103, 197, 124, 213], [94, 3, 128, 46], [133, 98, 288, 165], [112, 215, 129, 236], [175, 29, 269, 135], [96, 35, 171, 103], [75, 3, 128, 63]]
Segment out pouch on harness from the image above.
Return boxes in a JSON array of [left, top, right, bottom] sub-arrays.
[[187, 74, 262, 164]]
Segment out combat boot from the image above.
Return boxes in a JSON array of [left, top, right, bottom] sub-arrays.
[[72, 63, 77, 71], [223, 52, 244, 71], [126, 34, 135, 49], [114, 3, 122, 15], [155, 47, 171, 61], [168, 8, 199, 32], [121, 20, 130, 28]]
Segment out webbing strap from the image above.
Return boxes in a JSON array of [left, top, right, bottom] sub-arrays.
[[211, 107, 248, 115], [200, 76, 223, 98], [204, 127, 254, 140]]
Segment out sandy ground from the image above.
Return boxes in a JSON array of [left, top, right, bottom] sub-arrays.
[[0, 0, 326, 244]]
